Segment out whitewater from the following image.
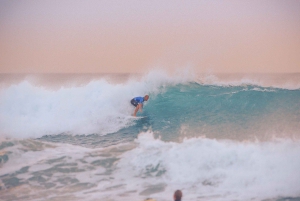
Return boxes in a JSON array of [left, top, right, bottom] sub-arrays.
[[0, 71, 300, 201]]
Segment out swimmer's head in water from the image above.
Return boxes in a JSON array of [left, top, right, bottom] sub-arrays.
[[174, 190, 182, 201]]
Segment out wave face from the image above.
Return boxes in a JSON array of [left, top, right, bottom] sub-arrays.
[[0, 71, 188, 138], [146, 82, 300, 141], [1, 72, 299, 141], [1, 71, 300, 201]]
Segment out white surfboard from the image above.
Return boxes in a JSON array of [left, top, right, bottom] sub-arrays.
[[130, 115, 147, 119]]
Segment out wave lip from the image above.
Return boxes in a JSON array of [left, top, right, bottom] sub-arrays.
[[197, 73, 300, 90]]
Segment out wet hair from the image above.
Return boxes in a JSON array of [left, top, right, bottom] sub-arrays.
[[174, 190, 182, 201]]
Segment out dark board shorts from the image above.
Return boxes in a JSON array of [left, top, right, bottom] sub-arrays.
[[130, 99, 139, 107]]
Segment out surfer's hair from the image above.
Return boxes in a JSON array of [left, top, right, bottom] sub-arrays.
[[174, 190, 182, 201]]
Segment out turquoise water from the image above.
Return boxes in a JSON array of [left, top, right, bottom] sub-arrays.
[[38, 82, 300, 146], [146, 83, 300, 140], [0, 73, 300, 201]]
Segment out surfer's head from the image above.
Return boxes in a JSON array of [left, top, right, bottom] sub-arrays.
[[144, 95, 149, 101]]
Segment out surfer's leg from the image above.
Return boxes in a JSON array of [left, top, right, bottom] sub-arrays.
[[133, 104, 142, 116], [131, 99, 139, 116], [133, 105, 139, 116]]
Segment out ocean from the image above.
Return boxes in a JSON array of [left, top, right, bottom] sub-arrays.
[[0, 71, 300, 201]]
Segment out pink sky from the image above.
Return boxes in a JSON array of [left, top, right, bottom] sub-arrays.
[[0, 0, 299, 73]]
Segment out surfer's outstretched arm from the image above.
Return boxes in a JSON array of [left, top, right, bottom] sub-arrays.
[[139, 103, 143, 112]]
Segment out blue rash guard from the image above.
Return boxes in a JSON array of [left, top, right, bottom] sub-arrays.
[[131, 96, 144, 107]]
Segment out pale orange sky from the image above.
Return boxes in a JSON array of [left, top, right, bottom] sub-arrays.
[[0, 0, 299, 74]]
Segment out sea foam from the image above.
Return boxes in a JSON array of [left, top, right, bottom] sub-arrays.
[[1, 132, 299, 201], [114, 132, 300, 200]]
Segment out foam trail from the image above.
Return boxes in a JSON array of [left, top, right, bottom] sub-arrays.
[[1, 132, 299, 201], [114, 132, 300, 201]]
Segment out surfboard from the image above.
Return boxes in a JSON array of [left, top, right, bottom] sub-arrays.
[[130, 116, 147, 119]]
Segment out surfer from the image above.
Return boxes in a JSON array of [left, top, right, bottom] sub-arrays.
[[130, 95, 149, 116]]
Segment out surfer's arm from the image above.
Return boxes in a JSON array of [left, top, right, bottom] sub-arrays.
[[139, 103, 143, 112]]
